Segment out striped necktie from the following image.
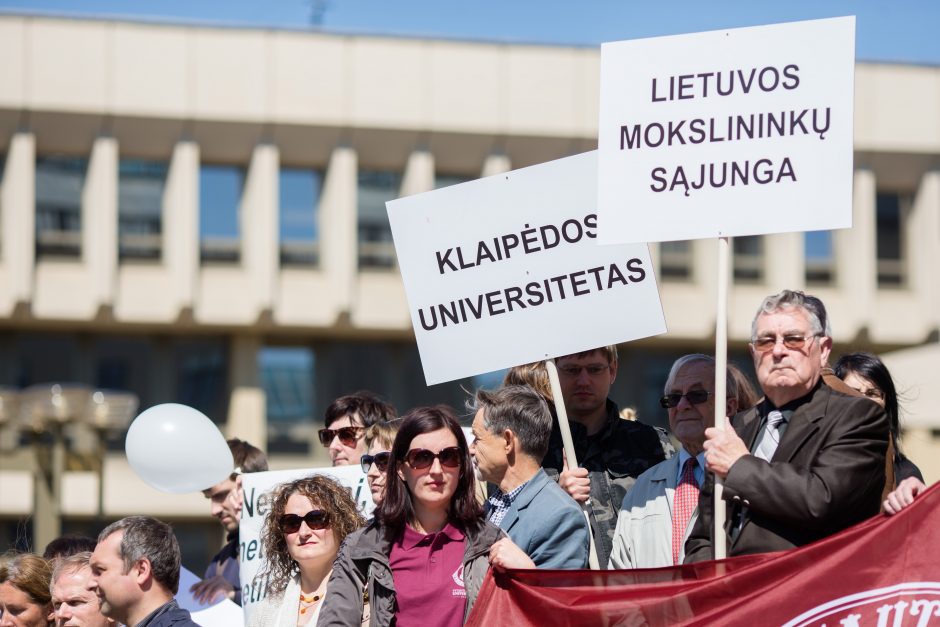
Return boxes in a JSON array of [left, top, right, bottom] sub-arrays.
[[754, 409, 787, 462]]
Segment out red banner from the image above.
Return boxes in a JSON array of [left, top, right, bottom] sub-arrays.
[[467, 483, 940, 627]]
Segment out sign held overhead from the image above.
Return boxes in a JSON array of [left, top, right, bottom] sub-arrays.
[[387, 151, 666, 386], [597, 16, 856, 244]]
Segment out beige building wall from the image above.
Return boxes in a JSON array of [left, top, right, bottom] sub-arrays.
[[0, 15, 938, 530]]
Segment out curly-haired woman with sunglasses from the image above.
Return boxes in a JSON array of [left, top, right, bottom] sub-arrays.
[[249, 475, 365, 627], [320, 406, 503, 627]]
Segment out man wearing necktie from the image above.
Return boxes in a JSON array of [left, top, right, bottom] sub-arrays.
[[608, 354, 738, 569], [685, 290, 888, 561]]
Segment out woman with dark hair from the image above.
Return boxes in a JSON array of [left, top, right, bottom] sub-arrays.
[[0, 552, 54, 627], [320, 405, 503, 627], [834, 351, 924, 482], [249, 475, 366, 627]]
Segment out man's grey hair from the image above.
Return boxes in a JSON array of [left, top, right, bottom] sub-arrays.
[[470, 385, 553, 462], [97, 516, 181, 594], [751, 289, 831, 340], [49, 551, 92, 595], [664, 354, 737, 399]]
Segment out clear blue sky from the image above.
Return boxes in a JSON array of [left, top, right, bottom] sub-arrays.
[[3, 0, 939, 65]]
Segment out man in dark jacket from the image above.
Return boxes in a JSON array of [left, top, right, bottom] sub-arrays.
[[685, 290, 888, 561], [90, 516, 199, 627], [541, 345, 674, 566]]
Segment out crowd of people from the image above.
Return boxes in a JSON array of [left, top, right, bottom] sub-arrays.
[[0, 289, 930, 627]]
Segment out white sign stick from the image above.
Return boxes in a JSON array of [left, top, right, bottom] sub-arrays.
[[714, 237, 730, 560]]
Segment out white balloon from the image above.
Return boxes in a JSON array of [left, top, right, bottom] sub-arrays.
[[125, 403, 234, 494]]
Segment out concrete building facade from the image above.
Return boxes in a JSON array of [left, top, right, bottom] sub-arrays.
[[0, 14, 937, 557]]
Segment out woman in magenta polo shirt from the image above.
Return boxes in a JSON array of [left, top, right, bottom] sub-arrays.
[[320, 406, 503, 626]]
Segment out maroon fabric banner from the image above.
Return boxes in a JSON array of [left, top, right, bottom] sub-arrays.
[[467, 482, 940, 627]]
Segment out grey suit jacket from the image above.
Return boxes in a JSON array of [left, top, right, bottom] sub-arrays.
[[608, 453, 700, 569], [685, 381, 888, 561], [498, 468, 590, 569]]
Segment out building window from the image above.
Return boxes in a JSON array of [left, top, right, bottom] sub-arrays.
[[434, 173, 472, 190], [279, 167, 322, 266], [876, 191, 908, 287], [733, 236, 764, 282], [175, 340, 228, 422], [805, 231, 835, 284], [199, 164, 243, 263], [35, 155, 87, 257], [119, 159, 167, 261], [357, 169, 402, 269], [659, 240, 692, 280], [260, 346, 315, 454]]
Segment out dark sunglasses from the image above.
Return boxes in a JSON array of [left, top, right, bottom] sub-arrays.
[[278, 509, 330, 534], [405, 446, 462, 470], [361, 451, 391, 474], [317, 426, 364, 447], [660, 390, 711, 409]]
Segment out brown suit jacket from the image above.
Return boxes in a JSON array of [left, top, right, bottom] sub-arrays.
[[685, 380, 888, 561]]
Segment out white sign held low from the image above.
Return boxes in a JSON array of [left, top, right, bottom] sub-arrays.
[[597, 16, 856, 244], [386, 151, 667, 385], [238, 465, 375, 624]]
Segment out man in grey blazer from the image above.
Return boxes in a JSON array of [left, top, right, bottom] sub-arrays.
[[470, 385, 590, 569], [608, 354, 738, 568]]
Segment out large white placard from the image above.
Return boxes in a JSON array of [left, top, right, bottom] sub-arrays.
[[597, 16, 855, 244], [387, 151, 666, 385], [238, 465, 374, 624]]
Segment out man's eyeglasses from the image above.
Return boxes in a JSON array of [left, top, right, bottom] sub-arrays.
[[361, 451, 391, 474], [278, 509, 330, 534], [404, 446, 462, 470], [751, 334, 819, 352], [660, 390, 711, 408], [317, 426, 365, 447], [558, 364, 610, 378]]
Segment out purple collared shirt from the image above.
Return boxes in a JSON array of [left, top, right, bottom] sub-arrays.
[[389, 522, 467, 627]]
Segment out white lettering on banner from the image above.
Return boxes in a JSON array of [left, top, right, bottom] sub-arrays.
[[386, 151, 666, 386], [597, 16, 855, 244], [781, 582, 940, 627], [238, 465, 375, 625]]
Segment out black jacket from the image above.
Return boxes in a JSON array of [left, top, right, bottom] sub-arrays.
[[685, 381, 888, 561]]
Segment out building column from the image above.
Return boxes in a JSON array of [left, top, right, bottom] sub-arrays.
[[226, 336, 266, 451], [242, 143, 279, 313], [842, 169, 877, 330], [85, 135, 118, 309], [164, 140, 200, 313], [1, 132, 36, 310], [400, 149, 434, 197], [908, 170, 940, 327], [764, 232, 804, 290], [319, 146, 357, 314], [481, 153, 511, 177]]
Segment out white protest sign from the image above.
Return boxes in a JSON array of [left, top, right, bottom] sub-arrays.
[[597, 16, 855, 244], [176, 567, 244, 627], [387, 151, 666, 385], [238, 465, 374, 624]]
